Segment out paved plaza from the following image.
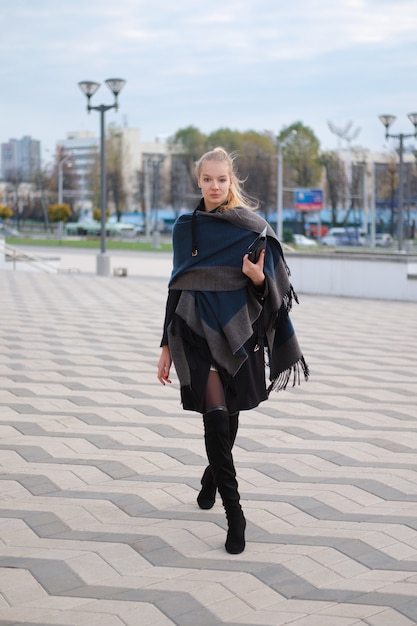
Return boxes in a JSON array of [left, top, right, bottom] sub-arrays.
[[1, 250, 417, 625]]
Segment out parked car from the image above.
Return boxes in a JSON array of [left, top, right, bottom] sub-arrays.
[[293, 234, 318, 248], [321, 227, 366, 246], [375, 233, 393, 247], [111, 223, 137, 238], [114, 213, 145, 234]]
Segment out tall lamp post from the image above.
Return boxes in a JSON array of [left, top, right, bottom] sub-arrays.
[[378, 113, 417, 252], [78, 78, 126, 276], [58, 154, 72, 205], [276, 142, 283, 241], [275, 130, 298, 242]]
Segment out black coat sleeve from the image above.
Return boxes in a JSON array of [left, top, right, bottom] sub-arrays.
[[248, 279, 269, 302], [160, 289, 181, 347]]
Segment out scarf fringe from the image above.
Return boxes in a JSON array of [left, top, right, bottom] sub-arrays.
[[268, 285, 298, 330], [283, 284, 299, 313], [267, 356, 310, 394]]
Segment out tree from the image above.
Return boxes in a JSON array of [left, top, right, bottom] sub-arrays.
[[49, 146, 79, 205], [278, 122, 321, 187], [344, 158, 366, 227], [134, 169, 146, 213], [206, 128, 243, 153], [204, 129, 277, 210], [93, 208, 110, 222], [277, 122, 321, 233], [3, 167, 24, 228], [376, 156, 398, 236], [168, 126, 207, 209], [48, 203, 72, 223], [238, 131, 276, 213], [0, 205, 13, 220], [168, 126, 277, 211], [106, 124, 127, 221], [169, 125, 207, 179], [319, 150, 345, 226], [87, 147, 100, 211], [32, 165, 53, 229]]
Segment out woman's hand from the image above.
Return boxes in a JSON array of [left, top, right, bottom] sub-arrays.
[[157, 345, 172, 385], [242, 248, 265, 288]]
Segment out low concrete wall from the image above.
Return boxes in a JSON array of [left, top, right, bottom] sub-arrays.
[[287, 251, 417, 302]]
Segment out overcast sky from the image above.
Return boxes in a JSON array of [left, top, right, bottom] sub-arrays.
[[2, 0, 417, 163]]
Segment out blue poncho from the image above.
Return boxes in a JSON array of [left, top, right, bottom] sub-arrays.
[[167, 205, 309, 395]]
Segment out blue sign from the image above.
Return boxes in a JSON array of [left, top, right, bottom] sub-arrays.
[[294, 189, 323, 211]]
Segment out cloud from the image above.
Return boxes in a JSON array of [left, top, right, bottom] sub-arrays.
[[1, 0, 416, 154], [3, 0, 416, 73]]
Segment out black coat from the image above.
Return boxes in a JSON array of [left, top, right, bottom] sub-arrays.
[[161, 284, 269, 413]]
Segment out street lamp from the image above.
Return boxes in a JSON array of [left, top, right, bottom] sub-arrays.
[[144, 154, 165, 247], [276, 142, 283, 241], [78, 78, 126, 276], [276, 130, 297, 242], [58, 154, 72, 205], [378, 113, 417, 251]]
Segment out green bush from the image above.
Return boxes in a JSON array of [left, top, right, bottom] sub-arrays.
[[93, 208, 110, 222], [48, 203, 72, 223], [0, 205, 13, 220], [283, 228, 294, 244]]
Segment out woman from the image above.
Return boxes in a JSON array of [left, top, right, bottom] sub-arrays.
[[157, 147, 308, 555]]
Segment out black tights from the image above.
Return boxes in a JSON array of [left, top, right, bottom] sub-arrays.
[[205, 369, 226, 412]]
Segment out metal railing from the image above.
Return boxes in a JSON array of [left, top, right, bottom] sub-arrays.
[[0, 239, 61, 273]]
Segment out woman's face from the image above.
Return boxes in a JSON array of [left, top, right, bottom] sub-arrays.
[[198, 160, 231, 211]]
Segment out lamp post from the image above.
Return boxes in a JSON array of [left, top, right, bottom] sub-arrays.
[[378, 113, 417, 251], [276, 142, 283, 241], [369, 161, 376, 248], [78, 78, 126, 275], [149, 154, 166, 248], [58, 154, 72, 205], [275, 130, 298, 242]]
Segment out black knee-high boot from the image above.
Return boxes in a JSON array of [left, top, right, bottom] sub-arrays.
[[203, 407, 246, 554], [197, 412, 239, 510]]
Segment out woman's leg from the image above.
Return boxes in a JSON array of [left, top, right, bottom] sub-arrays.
[[197, 370, 226, 509], [204, 368, 226, 409], [197, 409, 239, 509], [198, 371, 239, 508], [201, 370, 246, 554]]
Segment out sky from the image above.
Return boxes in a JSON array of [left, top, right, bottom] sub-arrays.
[[2, 0, 417, 165]]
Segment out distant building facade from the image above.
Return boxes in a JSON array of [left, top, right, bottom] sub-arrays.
[[57, 127, 177, 216], [57, 131, 99, 212], [1, 136, 41, 181]]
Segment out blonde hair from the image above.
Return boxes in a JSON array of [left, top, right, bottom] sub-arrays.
[[195, 147, 259, 211]]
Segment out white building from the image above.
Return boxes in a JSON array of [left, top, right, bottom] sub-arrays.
[[58, 131, 99, 213], [58, 128, 173, 215]]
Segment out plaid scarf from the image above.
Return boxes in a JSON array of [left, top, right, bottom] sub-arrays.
[[168, 205, 309, 393]]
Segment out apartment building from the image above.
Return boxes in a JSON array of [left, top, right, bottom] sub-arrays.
[[1, 136, 41, 181]]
